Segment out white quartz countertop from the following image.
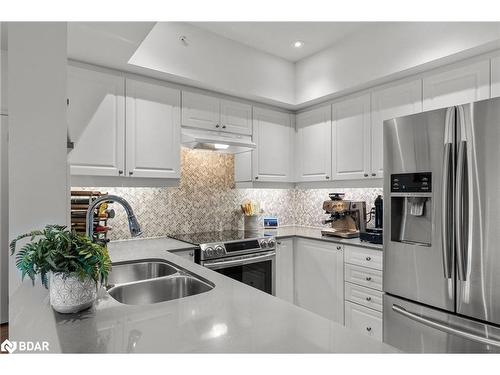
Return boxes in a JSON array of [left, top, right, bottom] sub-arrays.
[[10, 236, 395, 353]]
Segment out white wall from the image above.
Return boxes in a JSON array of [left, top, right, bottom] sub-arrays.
[[8, 23, 68, 325], [296, 22, 500, 104], [128, 22, 295, 106]]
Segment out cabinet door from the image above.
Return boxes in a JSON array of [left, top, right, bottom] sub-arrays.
[[68, 65, 125, 176], [125, 78, 181, 178], [220, 99, 252, 135], [172, 249, 195, 262], [295, 105, 332, 182], [371, 79, 422, 177], [181, 91, 219, 130], [492, 55, 500, 99], [276, 238, 294, 303], [252, 107, 293, 182], [344, 301, 383, 341], [294, 238, 344, 323], [331, 93, 371, 180], [234, 151, 252, 182], [422, 58, 490, 111]]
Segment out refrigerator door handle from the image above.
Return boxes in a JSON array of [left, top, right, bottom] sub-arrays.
[[455, 105, 470, 282], [392, 304, 500, 348], [441, 108, 454, 279]]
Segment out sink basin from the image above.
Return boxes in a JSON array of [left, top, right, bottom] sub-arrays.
[[107, 260, 179, 285], [107, 275, 214, 305]]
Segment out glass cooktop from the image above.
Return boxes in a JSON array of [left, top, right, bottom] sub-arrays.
[[169, 230, 271, 245]]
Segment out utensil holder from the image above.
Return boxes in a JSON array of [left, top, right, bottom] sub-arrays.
[[244, 215, 259, 231]]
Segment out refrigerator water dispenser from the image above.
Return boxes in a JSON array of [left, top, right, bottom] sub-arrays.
[[390, 173, 432, 246]]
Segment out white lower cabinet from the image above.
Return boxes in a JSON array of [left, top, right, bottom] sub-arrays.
[[171, 249, 195, 262], [275, 238, 294, 303], [344, 246, 384, 341], [293, 238, 344, 324], [344, 301, 383, 341]]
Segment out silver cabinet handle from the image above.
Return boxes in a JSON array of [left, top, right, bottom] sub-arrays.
[[392, 304, 500, 348], [204, 251, 275, 269]]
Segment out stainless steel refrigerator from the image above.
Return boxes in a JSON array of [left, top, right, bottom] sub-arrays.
[[383, 97, 500, 353]]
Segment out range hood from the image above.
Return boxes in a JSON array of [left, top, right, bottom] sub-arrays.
[[181, 128, 256, 154]]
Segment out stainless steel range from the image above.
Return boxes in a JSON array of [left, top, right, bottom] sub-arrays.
[[170, 230, 276, 295]]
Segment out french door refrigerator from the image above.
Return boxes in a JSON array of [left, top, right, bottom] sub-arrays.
[[383, 97, 500, 353]]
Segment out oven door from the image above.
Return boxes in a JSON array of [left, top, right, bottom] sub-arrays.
[[202, 251, 275, 295]]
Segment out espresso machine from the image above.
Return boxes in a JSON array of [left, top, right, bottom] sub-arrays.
[[321, 193, 366, 238]]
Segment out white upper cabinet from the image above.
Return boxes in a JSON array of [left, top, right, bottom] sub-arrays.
[[371, 79, 423, 178], [422, 58, 490, 111], [331, 93, 371, 180], [295, 105, 332, 182], [182, 91, 252, 135], [220, 99, 253, 135], [181, 91, 219, 131], [252, 107, 293, 182], [68, 64, 125, 176], [294, 239, 344, 323], [492, 55, 500, 99], [125, 78, 181, 179]]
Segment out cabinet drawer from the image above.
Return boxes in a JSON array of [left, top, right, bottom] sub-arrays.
[[345, 263, 383, 291], [345, 282, 383, 312], [344, 301, 383, 341], [344, 245, 383, 270]]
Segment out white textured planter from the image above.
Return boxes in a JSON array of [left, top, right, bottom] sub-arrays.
[[49, 273, 97, 314]]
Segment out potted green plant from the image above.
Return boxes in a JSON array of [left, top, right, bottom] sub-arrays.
[[10, 225, 111, 314]]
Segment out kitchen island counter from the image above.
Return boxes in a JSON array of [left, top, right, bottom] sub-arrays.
[[10, 237, 395, 353]]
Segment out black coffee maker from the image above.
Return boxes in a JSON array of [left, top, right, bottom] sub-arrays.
[[360, 195, 383, 244]]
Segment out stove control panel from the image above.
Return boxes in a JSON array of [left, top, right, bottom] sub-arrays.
[[199, 237, 276, 260]]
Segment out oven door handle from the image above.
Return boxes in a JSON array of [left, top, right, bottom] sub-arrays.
[[203, 251, 276, 269]]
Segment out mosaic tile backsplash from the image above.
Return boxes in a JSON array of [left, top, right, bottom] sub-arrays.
[[74, 149, 382, 240]]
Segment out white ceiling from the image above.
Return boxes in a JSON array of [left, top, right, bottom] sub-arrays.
[[190, 22, 370, 62]]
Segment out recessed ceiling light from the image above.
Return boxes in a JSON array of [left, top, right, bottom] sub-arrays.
[[293, 41, 304, 48]]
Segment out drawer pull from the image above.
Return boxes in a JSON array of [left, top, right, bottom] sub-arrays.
[[336, 245, 342, 250], [365, 277, 372, 281], [365, 256, 371, 261], [366, 327, 372, 332], [366, 297, 372, 301]]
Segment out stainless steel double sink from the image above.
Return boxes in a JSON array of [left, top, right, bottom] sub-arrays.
[[106, 259, 214, 305]]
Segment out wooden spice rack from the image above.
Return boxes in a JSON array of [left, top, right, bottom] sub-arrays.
[[70, 190, 111, 242]]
